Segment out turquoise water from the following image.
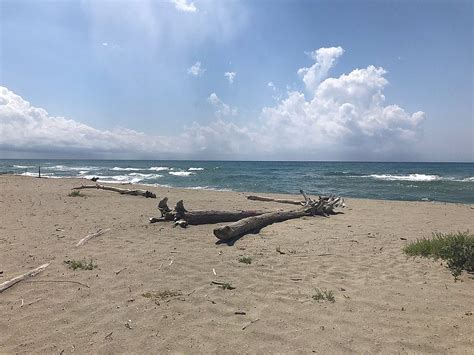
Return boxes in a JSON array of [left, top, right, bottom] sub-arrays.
[[1, 160, 473, 204]]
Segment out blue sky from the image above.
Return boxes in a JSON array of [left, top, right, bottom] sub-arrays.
[[0, 0, 472, 161]]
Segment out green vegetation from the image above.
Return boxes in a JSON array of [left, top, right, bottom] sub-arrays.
[[64, 258, 97, 270], [404, 231, 474, 278], [219, 282, 235, 290], [68, 190, 84, 197], [312, 288, 335, 303], [238, 256, 252, 264]]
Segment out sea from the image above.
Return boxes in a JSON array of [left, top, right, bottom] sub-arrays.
[[1, 160, 473, 204]]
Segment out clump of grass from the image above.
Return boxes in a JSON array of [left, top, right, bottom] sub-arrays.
[[220, 282, 235, 290], [68, 190, 84, 197], [312, 288, 335, 303], [64, 258, 97, 270], [404, 231, 474, 278], [142, 290, 182, 300], [238, 256, 252, 264]]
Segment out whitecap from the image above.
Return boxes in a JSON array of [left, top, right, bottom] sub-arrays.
[[169, 171, 194, 177], [369, 174, 441, 182], [188, 167, 204, 171], [13, 165, 34, 169], [149, 166, 169, 171], [129, 173, 163, 178]]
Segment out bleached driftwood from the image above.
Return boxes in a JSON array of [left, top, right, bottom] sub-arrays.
[[151, 198, 265, 226], [214, 192, 344, 240], [246, 195, 302, 205], [0, 263, 50, 293], [72, 184, 156, 198], [76, 228, 110, 247]]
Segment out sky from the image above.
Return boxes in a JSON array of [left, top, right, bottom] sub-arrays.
[[0, 0, 472, 161]]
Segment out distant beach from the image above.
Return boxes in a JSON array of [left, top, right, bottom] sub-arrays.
[[1, 159, 473, 204]]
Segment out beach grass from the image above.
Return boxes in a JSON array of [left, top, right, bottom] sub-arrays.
[[64, 258, 97, 271], [238, 256, 252, 264], [68, 190, 84, 197], [404, 231, 474, 278], [312, 288, 335, 303]]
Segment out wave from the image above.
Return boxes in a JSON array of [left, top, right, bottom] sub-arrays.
[[111, 167, 141, 171], [188, 167, 204, 171], [369, 174, 441, 182], [128, 173, 163, 178], [19, 172, 52, 177], [169, 171, 194, 177], [44, 165, 100, 171], [184, 186, 232, 192], [149, 166, 169, 171], [13, 165, 35, 169]]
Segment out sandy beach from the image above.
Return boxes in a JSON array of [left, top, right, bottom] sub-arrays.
[[0, 175, 473, 354]]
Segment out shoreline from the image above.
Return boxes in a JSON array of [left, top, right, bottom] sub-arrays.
[[1, 174, 473, 353]]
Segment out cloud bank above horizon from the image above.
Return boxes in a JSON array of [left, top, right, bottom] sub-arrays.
[[0, 47, 425, 160]]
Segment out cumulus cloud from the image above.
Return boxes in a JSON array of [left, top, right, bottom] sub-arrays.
[[259, 62, 424, 156], [0, 86, 174, 157], [187, 61, 206, 77], [224, 71, 236, 84], [207, 93, 238, 117], [298, 46, 344, 92], [0, 47, 425, 160], [172, 0, 197, 13]]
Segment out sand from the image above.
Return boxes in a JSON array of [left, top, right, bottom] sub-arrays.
[[0, 175, 473, 354]]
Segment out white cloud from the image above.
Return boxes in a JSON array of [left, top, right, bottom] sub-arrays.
[[267, 82, 276, 91], [172, 0, 197, 13], [207, 93, 238, 117], [0, 86, 174, 157], [224, 71, 236, 84], [187, 61, 206, 77], [0, 47, 425, 160], [298, 46, 344, 92]]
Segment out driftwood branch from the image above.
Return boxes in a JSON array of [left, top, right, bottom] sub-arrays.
[[0, 263, 50, 293], [246, 195, 302, 205], [153, 198, 265, 226], [72, 184, 156, 198], [76, 228, 110, 247], [214, 192, 344, 240]]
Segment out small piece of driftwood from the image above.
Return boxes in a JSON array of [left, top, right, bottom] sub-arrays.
[[72, 184, 156, 198], [76, 228, 110, 247], [0, 263, 50, 293]]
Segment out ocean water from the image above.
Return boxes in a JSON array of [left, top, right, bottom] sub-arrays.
[[1, 160, 473, 204]]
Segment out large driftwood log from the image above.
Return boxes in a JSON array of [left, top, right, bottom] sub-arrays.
[[214, 192, 344, 240], [0, 263, 50, 293], [72, 184, 156, 198], [151, 198, 265, 226]]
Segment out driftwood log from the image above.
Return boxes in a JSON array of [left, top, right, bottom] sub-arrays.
[[72, 184, 156, 198], [0, 263, 50, 293], [214, 192, 344, 240], [150, 198, 265, 226]]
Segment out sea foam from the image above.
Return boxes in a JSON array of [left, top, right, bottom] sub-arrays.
[[369, 174, 441, 182], [169, 171, 194, 177]]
